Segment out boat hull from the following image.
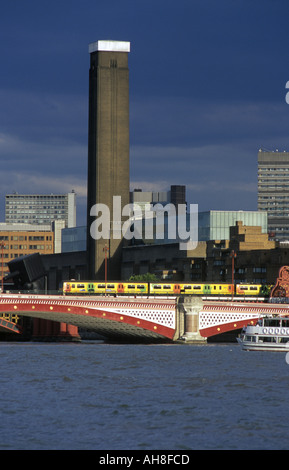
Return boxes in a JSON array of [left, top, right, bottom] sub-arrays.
[[237, 337, 289, 352]]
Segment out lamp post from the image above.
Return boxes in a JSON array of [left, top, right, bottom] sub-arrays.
[[1, 241, 5, 293], [104, 244, 108, 295], [230, 249, 236, 298]]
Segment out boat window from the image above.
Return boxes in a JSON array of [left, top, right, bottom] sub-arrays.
[[245, 335, 256, 342], [264, 319, 280, 327], [262, 336, 277, 343]]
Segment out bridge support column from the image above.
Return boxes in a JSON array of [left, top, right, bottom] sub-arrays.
[[177, 296, 206, 343], [32, 319, 80, 342]]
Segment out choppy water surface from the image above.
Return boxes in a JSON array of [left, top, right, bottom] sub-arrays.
[[0, 341, 289, 450]]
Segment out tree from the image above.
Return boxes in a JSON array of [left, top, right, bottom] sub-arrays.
[[128, 273, 159, 282]]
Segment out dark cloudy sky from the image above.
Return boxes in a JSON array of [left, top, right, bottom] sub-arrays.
[[0, 0, 289, 225]]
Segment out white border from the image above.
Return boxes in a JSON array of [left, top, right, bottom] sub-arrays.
[[89, 40, 130, 53]]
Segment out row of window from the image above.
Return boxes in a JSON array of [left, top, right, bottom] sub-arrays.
[[7, 201, 67, 205], [213, 262, 267, 272], [0, 236, 53, 242], [6, 213, 66, 218], [260, 207, 289, 211], [259, 196, 289, 199], [258, 185, 289, 189], [1, 245, 53, 256], [258, 168, 289, 171]]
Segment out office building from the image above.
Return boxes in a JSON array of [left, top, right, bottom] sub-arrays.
[[5, 192, 76, 228], [130, 185, 186, 214], [258, 149, 289, 240], [198, 210, 268, 241], [62, 226, 86, 253], [0, 224, 55, 281], [87, 40, 130, 279]]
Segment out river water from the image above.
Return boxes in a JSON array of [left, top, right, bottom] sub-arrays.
[[0, 340, 289, 450]]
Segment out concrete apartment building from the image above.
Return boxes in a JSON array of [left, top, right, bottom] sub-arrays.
[[5, 191, 76, 228], [258, 149, 289, 240]]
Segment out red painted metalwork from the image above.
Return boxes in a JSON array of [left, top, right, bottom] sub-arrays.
[[0, 294, 177, 341], [32, 318, 80, 341], [270, 266, 289, 298], [199, 301, 289, 337], [0, 317, 22, 334]]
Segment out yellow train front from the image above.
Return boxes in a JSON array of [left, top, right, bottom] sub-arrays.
[[235, 284, 262, 296]]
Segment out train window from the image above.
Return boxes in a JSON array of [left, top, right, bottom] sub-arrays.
[[193, 286, 202, 290], [97, 284, 105, 288], [184, 285, 192, 290], [137, 285, 145, 289], [107, 284, 115, 288], [240, 286, 248, 290], [128, 285, 135, 289], [153, 285, 162, 289], [77, 284, 85, 288], [163, 285, 171, 289], [249, 286, 258, 291], [71, 284, 75, 288]]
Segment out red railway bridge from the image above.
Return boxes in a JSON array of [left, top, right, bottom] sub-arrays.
[[2, 266, 289, 342], [1, 293, 289, 343]]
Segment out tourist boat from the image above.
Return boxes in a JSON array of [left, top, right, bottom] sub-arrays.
[[237, 315, 289, 351]]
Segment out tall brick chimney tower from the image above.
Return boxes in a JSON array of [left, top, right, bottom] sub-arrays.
[[87, 40, 130, 280]]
